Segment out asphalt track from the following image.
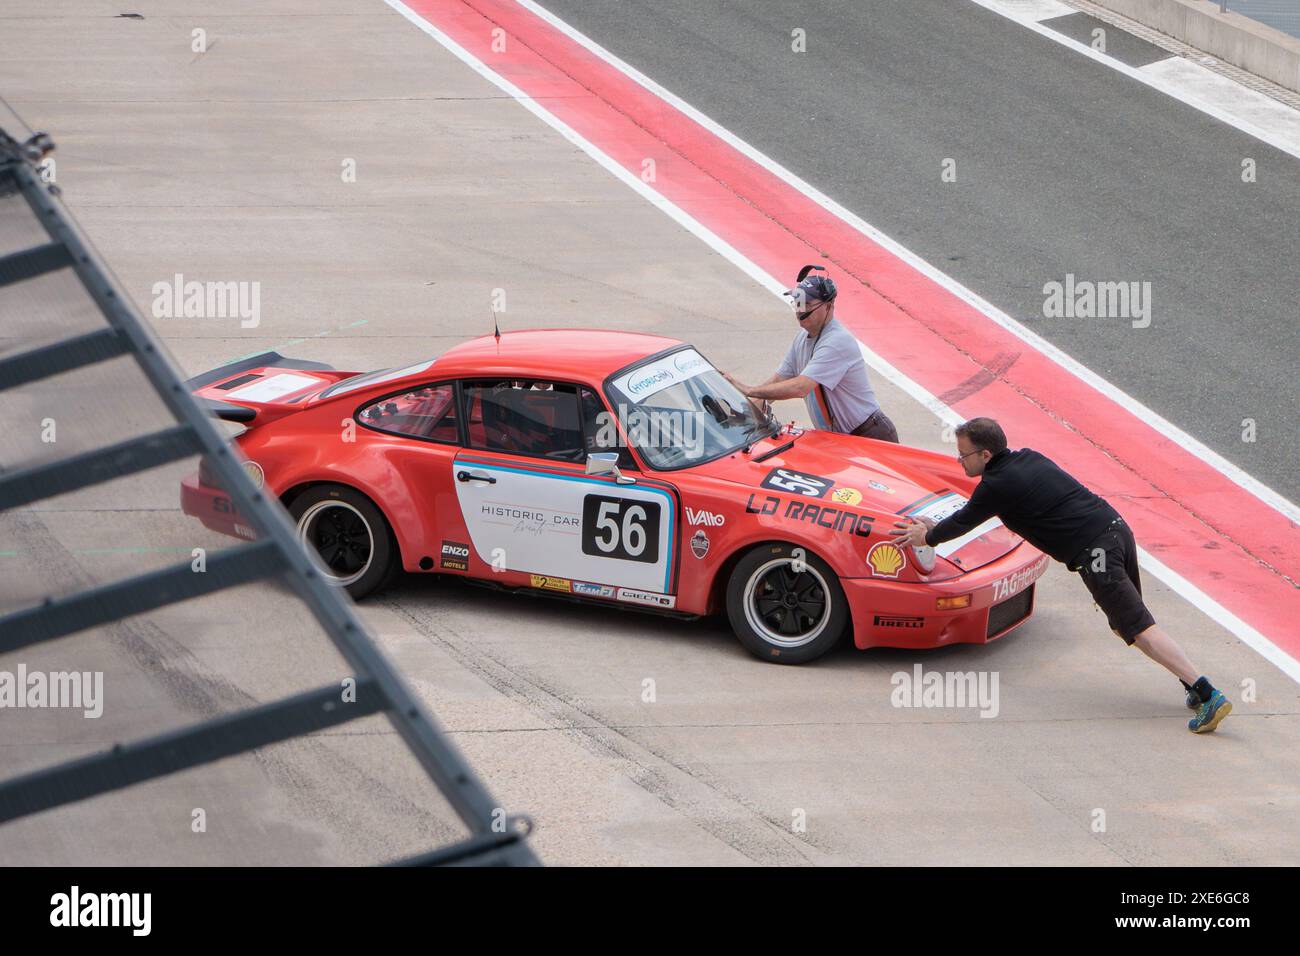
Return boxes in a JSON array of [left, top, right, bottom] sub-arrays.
[[541, 0, 1300, 501], [0, 1, 1296, 866]]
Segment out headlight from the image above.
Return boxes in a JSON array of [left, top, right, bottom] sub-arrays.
[[912, 544, 936, 573]]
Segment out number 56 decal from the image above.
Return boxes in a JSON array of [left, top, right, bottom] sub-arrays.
[[582, 494, 661, 563]]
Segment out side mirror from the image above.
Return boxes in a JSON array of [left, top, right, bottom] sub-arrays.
[[586, 452, 635, 484]]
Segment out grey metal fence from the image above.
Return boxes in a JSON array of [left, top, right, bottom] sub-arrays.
[[0, 121, 537, 866]]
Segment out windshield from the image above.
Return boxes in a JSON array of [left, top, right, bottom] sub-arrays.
[[605, 348, 779, 469]]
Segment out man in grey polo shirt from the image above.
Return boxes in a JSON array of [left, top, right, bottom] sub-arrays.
[[724, 267, 899, 442]]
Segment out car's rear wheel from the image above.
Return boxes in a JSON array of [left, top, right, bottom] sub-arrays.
[[725, 543, 848, 664], [289, 484, 397, 600]]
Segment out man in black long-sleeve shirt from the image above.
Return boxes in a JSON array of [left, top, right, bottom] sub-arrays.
[[891, 418, 1231, 734]]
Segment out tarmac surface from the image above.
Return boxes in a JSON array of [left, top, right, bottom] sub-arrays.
[[0, 1, 1295, 865]]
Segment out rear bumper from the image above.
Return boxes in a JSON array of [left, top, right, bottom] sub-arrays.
[[843, 546, 1050, 650], [180, 473, 258, 541]]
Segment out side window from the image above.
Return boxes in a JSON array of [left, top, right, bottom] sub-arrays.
[[462, 380, 585, 460], [358, 383, 458, 442], [580, 387, 636, 470]]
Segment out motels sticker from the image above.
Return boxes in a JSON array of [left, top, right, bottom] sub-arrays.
[[690, 530, 710, 559]]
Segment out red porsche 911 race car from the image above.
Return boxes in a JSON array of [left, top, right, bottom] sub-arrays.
[[181, 330, 1048, 664]]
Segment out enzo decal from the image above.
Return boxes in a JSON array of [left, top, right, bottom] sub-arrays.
[[530, 574, 572, 592], [830, 487, 861, 505], [440, 540, 470, 571], [867, 541, 907, 578], [874, 615, 925, 629], [690, 529, 710, 559], [760, 468, 831, 498], [581, 494, 661, 563], [617, 588, 676, 608]]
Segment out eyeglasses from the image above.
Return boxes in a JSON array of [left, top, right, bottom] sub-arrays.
[[956, 449, 983, 461]]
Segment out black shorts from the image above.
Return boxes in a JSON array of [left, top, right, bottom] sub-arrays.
[[1069, 519, 1156, 644]]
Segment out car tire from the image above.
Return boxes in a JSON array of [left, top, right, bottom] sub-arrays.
[[725, 543, 849, 664], [288, 484, 398, 600]]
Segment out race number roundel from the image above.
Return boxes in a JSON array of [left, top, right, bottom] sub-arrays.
[[582, 494, 661, 563]]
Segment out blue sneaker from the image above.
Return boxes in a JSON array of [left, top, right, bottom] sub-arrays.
[[1188, 690, 1232, 734]]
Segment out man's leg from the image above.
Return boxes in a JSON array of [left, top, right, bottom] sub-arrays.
[[1132, 624, 1198, 685], [850, 410, 900, 443], [1077, 522, 1231, 732]]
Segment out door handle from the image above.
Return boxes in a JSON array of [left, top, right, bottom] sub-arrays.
[[457, 470, 497, 484]]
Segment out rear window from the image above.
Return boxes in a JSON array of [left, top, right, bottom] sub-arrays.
[[358, 383, 458, 443]]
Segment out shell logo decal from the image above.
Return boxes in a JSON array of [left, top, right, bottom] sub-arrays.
[[866, 541, 907, 578], [830, 487, 862, 505]]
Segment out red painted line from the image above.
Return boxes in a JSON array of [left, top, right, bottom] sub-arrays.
[[401, 0, 1300, 660]]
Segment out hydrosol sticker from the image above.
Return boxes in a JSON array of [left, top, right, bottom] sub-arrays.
[[610, 348, 713, 403]]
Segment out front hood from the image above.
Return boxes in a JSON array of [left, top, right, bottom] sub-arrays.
[[698, 428, 1021, 573]]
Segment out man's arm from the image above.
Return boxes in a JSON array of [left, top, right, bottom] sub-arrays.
[[891, 483, 999, 548], [723, 371, 816, 402]]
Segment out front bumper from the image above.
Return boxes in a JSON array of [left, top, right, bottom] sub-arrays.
[[842, 546, 1050, 650], [180, 473, 258, 541]]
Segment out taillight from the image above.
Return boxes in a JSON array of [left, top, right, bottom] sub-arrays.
[[197, 455, 222, 490]]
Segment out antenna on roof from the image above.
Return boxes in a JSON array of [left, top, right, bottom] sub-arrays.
[[491, 302, 500, 342]]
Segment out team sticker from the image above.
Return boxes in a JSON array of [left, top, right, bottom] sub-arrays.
[[525, 575, 629, 603]]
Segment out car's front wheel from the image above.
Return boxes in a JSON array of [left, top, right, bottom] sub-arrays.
[[288, 484, 397, 600], [725, 543, 848, 664]]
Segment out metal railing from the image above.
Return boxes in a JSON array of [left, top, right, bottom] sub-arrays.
[[0, 122, 538, 866]]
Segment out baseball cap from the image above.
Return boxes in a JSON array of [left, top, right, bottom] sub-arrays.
[[783, 265, 838, 310]]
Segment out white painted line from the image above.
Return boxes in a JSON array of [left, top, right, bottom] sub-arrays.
[[1142, 55, 1300, 146], [997, 0, 1079, 21], [383, 0, 1300, 682], [518, 0, 1300, 527], [1139, 547, 1300, 684], [972, 0, 1300, 160]]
